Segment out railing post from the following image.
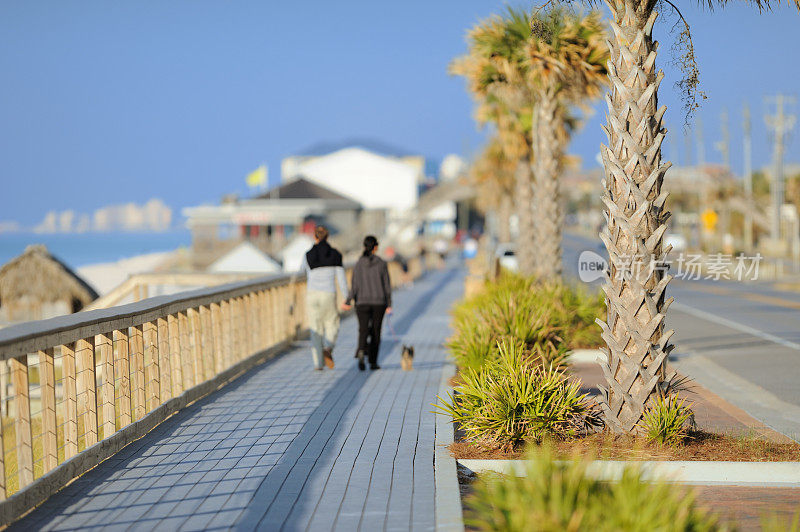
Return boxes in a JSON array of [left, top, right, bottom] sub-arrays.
[[143, 321, 161, 410], [245, 294, 255, 356], [155, 318, 171, 402], [258, 290, 267, 350], [221, 300, 232, 369], [168, 314, 183, 396], [199, 305, 213, 381], [270, 288, 279, 344], [38, 348, 58, 474], [130, 325, 146, 421], [232, 298, 242, 362], [282, 286, 291, 340], [210, 302, 224, 374], [178, 311, 194, 391], [289, 282, 300, 338], [11, 356, 33, 488], [75, 337, 97, 448], [61, 343, 78, 460], [265, 290, 274, 348], [188, 308, 203, 385], [240, 295, 249, 358], [297, 282, 307, 331], [275, 287, 284, 341], [113, 329, 132, 428], [97, 333, 115, 439]]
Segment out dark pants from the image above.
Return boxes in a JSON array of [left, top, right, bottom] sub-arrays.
[[355, 304, 387, 365]]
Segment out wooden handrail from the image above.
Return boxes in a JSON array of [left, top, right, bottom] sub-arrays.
[[0, 257, 422, 525], [0, 272, 294, 359]]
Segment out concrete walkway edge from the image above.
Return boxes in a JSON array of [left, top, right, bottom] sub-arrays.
[[434, 363, 464, 531], [458, 458, 800, 487]]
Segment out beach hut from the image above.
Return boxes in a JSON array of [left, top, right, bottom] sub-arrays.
[[0, 244, 99, 324]]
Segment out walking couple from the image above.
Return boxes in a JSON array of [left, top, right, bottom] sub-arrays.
[[301, 226, 392, 372]]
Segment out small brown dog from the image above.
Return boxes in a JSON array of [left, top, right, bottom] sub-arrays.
[[401, 345, 414, 371]]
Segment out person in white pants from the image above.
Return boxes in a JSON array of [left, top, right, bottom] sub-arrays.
[[299, 226, 348, 370]]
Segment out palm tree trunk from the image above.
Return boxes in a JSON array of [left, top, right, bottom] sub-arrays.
[[498, 194, 513, 243], [532, 88, 563, 281], [515, 157, 537, 275], [597, 0, 675, 433]]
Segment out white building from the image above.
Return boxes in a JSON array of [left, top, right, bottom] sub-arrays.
[[282, 142, 424, 217], [208, 241, 282, 274], [279, 234, 315, 273]]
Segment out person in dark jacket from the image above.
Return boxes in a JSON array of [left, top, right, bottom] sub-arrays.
[[341, 235, 392, 371]]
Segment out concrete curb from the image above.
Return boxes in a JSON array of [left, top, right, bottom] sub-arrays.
[[458, 458, 800, 487], [434, 363, 465, 532]]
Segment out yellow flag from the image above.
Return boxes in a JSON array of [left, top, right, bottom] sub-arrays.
[[246, 165, 267, 188]]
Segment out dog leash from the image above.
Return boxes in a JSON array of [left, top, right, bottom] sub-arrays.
[[385, 314, 400, 340]]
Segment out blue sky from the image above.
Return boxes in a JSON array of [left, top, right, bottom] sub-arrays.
[[1, 0, 798, 226]]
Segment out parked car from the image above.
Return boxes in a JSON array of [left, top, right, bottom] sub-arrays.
[[664, 233, 687, 254], [494, 243, 518, 272]]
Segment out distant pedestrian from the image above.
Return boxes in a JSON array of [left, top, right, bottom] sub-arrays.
[[300, 226, 348, 371], [434, 238, 448, 269], [341, 235, 392, 371]]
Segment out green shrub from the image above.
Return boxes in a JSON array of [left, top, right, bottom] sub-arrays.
[[466, 445, 721, 532], [639, 394, 695, 446], [436, 339, 598, 449], [761, 511, 800, 532], [447, 272, 604, 372]]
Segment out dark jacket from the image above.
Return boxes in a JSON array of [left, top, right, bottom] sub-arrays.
[[346, 254, 392, 307]]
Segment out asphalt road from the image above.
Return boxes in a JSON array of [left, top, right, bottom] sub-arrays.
[[562, 232, 800, 441]]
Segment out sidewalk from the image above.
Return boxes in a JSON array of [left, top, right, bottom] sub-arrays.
[[11, 266, 465, 532]]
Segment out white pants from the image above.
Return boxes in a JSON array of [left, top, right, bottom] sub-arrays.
[[306, 290, 340, 369]]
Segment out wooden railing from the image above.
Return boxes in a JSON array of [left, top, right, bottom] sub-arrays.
[[0, 271, 309, 524], [0, 258, 421, 525], [84, 272, 264, 311]]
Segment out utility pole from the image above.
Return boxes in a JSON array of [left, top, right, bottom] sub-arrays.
[[684, 129, 693, 168], [743, 103, 754, 251], [765, 94, 797, 242], [715, 108, 731, 169], [696, 116, 706, 167]]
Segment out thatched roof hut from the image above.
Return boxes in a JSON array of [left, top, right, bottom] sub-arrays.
[[0, 244, 99, 323]]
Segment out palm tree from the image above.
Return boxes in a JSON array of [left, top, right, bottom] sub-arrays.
[[451, 22, 538, 274], [526, 9, 608, 281], [470, 137, 517, 243], [594, 0, 799, 433], [453, 9, 606, 277]]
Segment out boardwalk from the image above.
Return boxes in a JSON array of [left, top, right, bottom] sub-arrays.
[[13, 266, 464, 531]]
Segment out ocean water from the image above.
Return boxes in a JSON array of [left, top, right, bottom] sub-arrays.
[[0, 231, 191, 268]]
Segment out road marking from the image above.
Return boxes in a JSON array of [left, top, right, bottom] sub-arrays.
[[676, 281, 800, 310], [671, 302, 800, 352]]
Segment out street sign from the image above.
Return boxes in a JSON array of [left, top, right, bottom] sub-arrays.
[[701, 209, 718, 232]]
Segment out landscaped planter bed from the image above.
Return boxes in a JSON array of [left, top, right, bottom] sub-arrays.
[[449, 431, 800, 462]]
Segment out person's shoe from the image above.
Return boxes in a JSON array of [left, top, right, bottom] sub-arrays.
[[314, 367, 323, 371], [323, 348, 335, 369], [357, 350, 366, 371], [369, 364, 381, 370]]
